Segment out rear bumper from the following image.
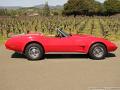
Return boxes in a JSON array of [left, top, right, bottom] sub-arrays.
[[5, 39, 23, 53], [5, 40, 16, 51]]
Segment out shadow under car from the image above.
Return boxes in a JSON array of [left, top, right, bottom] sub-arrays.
[[11, 52, 116, 60]]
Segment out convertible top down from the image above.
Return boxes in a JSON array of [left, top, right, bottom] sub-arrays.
[[5, 29, 117, 60]]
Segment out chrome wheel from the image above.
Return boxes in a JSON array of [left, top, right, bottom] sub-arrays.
[[25, 43, 44, 60], [93, 46, 104, 58], [28, 47, 40, 59], [89, 43, 107, 60]]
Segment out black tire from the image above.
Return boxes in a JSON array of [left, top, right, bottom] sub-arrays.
[[25, 43, 44, 60], [89, 43, 107, 60]]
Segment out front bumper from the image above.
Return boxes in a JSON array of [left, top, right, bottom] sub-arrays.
[[107, 43, 117, 52]]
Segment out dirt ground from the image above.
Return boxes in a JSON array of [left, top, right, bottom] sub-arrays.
[[0, 42, 120, 90]]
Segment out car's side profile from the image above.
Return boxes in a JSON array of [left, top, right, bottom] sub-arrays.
[[5, 29, 117, 60]]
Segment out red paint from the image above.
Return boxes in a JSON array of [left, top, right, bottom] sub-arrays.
[[5, 33, 117, 54]]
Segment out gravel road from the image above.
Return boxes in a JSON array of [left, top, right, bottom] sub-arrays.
[[0, 42, 120, 90]]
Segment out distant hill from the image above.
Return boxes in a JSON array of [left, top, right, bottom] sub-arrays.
[[34, 4, 63, 9], [0, 4, 63, 9], [0, 6, 22, 9], [34, 4, 45, 8]]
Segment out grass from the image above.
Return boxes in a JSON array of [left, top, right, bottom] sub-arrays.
[[0, 36, 7, 45]]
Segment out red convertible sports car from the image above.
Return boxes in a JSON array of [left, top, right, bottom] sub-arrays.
[[5, 29, 117, 60]]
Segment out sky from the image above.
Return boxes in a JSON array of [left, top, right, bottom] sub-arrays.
[[0, 0, 105, 7]]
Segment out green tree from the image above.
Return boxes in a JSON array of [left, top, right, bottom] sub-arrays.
[[93, 1, 103, 14], [104, 0, 120, 14], [63, 0, 99, 15]]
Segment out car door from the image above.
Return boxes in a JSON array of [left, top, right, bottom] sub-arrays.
[[45, 36, 82, 52]]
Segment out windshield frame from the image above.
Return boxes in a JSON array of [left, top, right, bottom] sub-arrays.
[[57, 29, 71, 37]]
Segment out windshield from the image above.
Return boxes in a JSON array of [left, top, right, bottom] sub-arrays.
[[57, 29, 71, 37]]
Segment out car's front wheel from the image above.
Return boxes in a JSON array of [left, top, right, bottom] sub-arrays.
[[89, 43, 107, 60], [25, 43, 44, 60]]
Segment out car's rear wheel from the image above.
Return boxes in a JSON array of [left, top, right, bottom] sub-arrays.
[[25, 43, 44, 60], [89, 43, 107, 60]]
